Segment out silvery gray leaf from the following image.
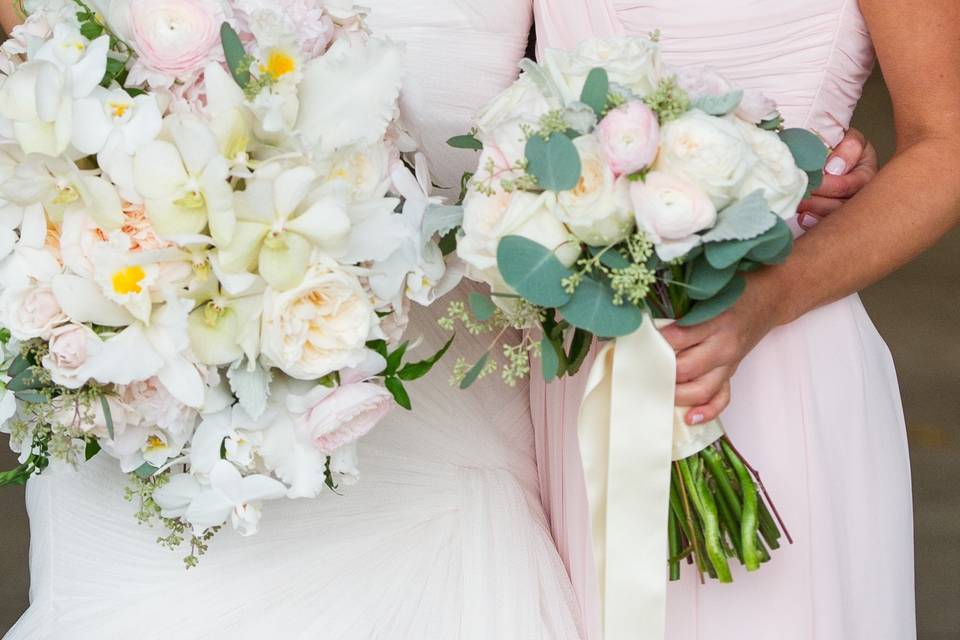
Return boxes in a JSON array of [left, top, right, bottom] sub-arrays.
[[422, 204, 464, 245], [563, 102, 598, 134], [701, 190, 778, 243], [519, 59, 563, 103], [692, 90, 744, 116]]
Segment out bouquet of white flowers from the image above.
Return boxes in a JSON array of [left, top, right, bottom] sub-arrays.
[[445, 34, 829, 633], [0, 0, 460, 566]]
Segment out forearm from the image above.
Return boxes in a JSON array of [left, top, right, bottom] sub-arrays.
[[0, 1, 23, 35], [753, 135, 960, 327]]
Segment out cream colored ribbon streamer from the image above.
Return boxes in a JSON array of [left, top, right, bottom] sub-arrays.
[[578, 318, 723, 640]]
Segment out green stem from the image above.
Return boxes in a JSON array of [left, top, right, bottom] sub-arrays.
[[668, 510, 681, 581], [694, 470, 733, 582], [673, 462, 707, 582], [722, 441, 761, 571], [714, 482, 744, 563], [701, 445, 743, 521]]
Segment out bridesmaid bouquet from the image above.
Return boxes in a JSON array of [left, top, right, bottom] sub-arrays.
[[0, 0, 458, 566], [446, 36, 829, 582]]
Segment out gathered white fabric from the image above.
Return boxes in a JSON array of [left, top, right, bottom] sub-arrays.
[[7, 2, 586, 638]]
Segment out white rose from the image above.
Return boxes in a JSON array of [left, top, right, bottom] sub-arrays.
[[476, 75, 560, 166], [260, 262, 381, 380], [630, 171, 718, 261], [459, 186, 579, 292], [543, 36, 661, 104], [41, 322, 103, 389], [735, 120, 809, 219], [655, 109, 757, 210], [0, 285, 68, 340], [555, 136, 634, 245]]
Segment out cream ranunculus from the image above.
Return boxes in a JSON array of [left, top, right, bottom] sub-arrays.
[[543, 36, 662, 104], [260, 261, 381, 380], [734, 120, 809, 219], [655, 109, 757, 210], [631, 171, 717, 261], [555, 136, 634, 246], [458, 179, 579, 291], [41, 322, 104, 389], [0, 284, 68, 341]]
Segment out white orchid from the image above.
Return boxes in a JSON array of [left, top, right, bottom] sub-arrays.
[[72, 87, 163, 202], [133, 114, 234, 239], [0, 24, 109, 156], [218, 161, 351, 290], [153, 459, 288, 535]]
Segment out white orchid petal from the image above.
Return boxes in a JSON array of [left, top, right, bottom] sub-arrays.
[[219, 222, 267, 273], [286, 199, 351, 248], [70, 35, 109, 98], [187, 305, 244, 366], [273, 166, 317, 219], [70, 96, 112, 154], [200, 157, 235, 245], [52, 274, 134, 326], [240, 475, 289, 503], [183, 487, 234, 531], [134, 141, 188, 199], [203, 62, 245, 115], [188, 411, 234, 476], [144, 197, 208, 236], [85, 325, 165, 384], [167, 113, 219, 176], [18, 203, 47, 248], [13, 120, 60, 156], [208, 459, 244, 503], [120, 95, 163, 154], [157, 355, 205, 409], [152, 473, 202, 517], [258, 232, 311, 291], [79, 175, 124, 229], [234, 179, 275, 225]]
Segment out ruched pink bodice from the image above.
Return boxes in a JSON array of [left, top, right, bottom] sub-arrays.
[[532, 3, 915, 640], [535, 0, 875, 146]]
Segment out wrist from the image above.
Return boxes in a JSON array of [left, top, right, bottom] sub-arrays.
[[743, 266, 800, 329]]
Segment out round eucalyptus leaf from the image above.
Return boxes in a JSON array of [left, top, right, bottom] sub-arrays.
[[688, 255, 739, 301], [677, 275, 747, 327], [497, 235, 575, 308], [779, 128, 829, 172], [580, 67, 610, 117], [559, 277, 643, 338], [525, 133, 582, 192]]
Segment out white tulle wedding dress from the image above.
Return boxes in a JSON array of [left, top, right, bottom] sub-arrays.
[[5, 2, 585, 639]]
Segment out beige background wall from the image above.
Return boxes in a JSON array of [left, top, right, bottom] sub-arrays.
[[1, 70, 958, 637]]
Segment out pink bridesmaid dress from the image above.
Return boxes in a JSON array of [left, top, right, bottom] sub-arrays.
[[530, 2, 917, 639]]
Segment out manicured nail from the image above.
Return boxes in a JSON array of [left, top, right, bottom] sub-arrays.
[[689, 413, 705, 425], [825, 157, 847, 176], [798, 213, 820, 229]]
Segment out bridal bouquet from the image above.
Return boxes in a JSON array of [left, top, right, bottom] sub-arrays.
[[0, 0, 458, 565], [446, 35, 829, 589]]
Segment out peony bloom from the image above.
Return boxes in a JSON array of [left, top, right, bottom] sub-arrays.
[[597, 101, 661, 176], [129, 0, 225, 82], [259, 261, 382, 380], [631, 171, 717, 261]]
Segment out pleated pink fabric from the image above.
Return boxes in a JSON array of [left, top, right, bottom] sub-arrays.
[[531, 2, 916, 639]]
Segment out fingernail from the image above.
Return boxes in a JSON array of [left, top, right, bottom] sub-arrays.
[[825, 157, 847, 176], [798, 212, 820, 229], [689, 413, 705, 425]]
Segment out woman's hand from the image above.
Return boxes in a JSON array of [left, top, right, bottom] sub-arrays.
[[660, 275, 783, 426], [797, 127, 879, 230]]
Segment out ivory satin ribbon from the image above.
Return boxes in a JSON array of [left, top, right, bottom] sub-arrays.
[[578, 318, 723, 639]]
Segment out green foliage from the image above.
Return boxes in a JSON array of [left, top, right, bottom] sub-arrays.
[[701, 190, 777, 243], [100, 394, 115, 440], [459, 353, 490, 389], [692, 90, 743, 116], [687, 255, 739, 301], [779, 128, 829, 172], [560, 276, 644, 338], [396, 335, 455, 382], [580, 67, 610, 118], [447, 134, 483, 150], [134, 462, 159, 479], [644, 76, 692, 123], [468, 292, 497, 322], [704, 218, 792, 269], [497, 235, 575, 308], [677, 275, 746, 326], [220, 22, 251, 89], [524, 132, 582, 192], [385, 377, 411, 410]]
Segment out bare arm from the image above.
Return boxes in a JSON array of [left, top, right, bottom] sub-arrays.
[[662, 0, 960, 424], [1, 2, 23, 35]]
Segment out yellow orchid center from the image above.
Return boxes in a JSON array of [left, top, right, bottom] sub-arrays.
[[174, 189, 206, 209], [52, 185, 79, 206], [263, 50, 296, 80], [111, 265, 146, 295], [144, 435, 165, 452], [108, 100, 130, 120]]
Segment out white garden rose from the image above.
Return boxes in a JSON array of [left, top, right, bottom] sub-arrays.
[[0, 285, 68, 341], [672, 65, 778, 125], [459, 183, 579, 291], [630, 171, 717, 261], [476, 73, 559, 155], [260, 261, 381, 380], [543, 36, 661, 103], [41, 322, 103, 389], [735, 120, 809, 219], [555, 136, 634, 245], [655, 109, 757, 210]]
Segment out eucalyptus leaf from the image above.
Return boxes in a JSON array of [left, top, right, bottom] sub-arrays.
[[385, 377, 412, 410], [560, 277, 644, 338], [692, 90, 744, 116], [497, 235, 574, 308], [678, 275, 747, 326], [779, 128, 829, 172], [447, 134, 483, 150], [460, 353, 489, 390], [687, 255, 739, 301], [590, 245, 630, 270], [133, 463, 159, 480], [14, 390, 46, 404], [747, 224, 793, 264], [759, 114, 785, 131], [805, 169, 823, 198], [701, 190, 777, 243], [565, 329, 593, 376], [540, 335, 565, 382], [220, 22, 250, 89], [580, 67, 610, 117], [7, 355, 30, 378], [468, 292, 497, 322], [705, 218, 791, 269], [397, 334, 455, 381], [100, 394, 115, 440], [525, 133, 582, 192], [7, 367, 43, 392]]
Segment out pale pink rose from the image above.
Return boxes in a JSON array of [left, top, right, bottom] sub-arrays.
[[597, 102, 661, 177], [130, 0, 225, 80], [291, 382, 394, 455], [736, 90, 778, 125], [1, 286, 67, 341], [42, 323, 101, 389], [631, 171, 717, 261]]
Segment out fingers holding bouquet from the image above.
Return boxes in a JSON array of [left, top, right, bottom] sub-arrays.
[[798, 127, 879, 228]]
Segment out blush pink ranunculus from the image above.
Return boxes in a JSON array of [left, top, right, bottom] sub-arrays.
[[293, 382, 394, 455], [596, 101, 661, 177], [130, 0, 225, 79]]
